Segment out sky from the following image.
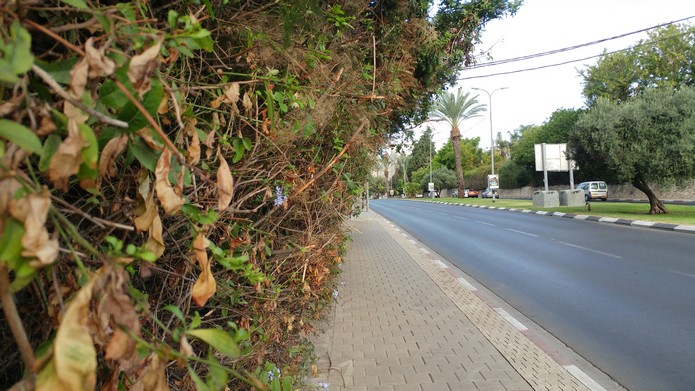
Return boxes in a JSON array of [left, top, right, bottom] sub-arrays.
[[422, 0, 695, 149]]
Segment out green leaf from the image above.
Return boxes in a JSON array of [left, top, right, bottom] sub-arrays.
[[242, 137, 252, 151], [36, 58, 78, 85], [39, 135, 61, 172], [0, 21, 34, 84], [80, 123, 98, 169], [163, 305, 185, 323], [59, 0, 88, 9], [190, 311, 202, 330], [0, 120, 42, 155], [98, 79, 130, 109], [167, 10, 179, 29], [129, 138, 159, 172], [117, 78, 163, 133], [186, 328, 240, 358], [0, 218, 24, 264]]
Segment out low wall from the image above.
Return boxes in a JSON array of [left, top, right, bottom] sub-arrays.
[[499, 180, 695, 201]]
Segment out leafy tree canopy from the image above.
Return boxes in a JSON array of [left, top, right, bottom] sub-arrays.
[[569, 87, 695, 213], [580, 23, 695, 105], [435, 137, 483, 171]]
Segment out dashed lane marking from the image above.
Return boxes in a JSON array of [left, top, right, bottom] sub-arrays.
[[558, 241, 622, 259], [474, 220, 496, 226], [504, 228, 539, 237]]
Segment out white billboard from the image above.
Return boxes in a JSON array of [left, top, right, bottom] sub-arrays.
[[534, 143, 575, 172]]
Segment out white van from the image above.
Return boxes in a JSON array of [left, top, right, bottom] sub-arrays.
[[576, 181, 608, 201]]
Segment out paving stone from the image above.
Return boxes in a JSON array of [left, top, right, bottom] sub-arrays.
[[305, 211, 589, 391]]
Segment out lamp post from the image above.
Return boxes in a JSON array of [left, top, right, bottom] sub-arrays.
[[471, 87, 508, 176]]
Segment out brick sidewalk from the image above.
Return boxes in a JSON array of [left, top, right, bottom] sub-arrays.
[[308, 210, 591, 391]]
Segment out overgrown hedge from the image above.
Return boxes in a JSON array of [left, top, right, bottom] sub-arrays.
[[0, 1, 518, 389]]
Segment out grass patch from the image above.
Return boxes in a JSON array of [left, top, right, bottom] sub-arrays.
[[430, 197, 695, 226]]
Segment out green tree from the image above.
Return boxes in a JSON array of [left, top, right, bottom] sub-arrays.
[[408, 127, 435, 180], [419, 167, 457, 194], [569, 87, 695, 214], [430, 88, 487, 197], [435, 137, 483, 172], [581, 23, 695, 105]]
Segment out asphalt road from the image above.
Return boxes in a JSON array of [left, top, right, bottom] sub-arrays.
[[369, 199, 695, 391]]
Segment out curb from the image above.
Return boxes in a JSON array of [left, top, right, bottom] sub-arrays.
[[413, 200, 695, 234]]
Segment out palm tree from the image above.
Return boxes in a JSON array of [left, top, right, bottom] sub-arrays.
[[430, 88, 486, 198]]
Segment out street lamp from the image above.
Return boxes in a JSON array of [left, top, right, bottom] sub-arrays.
[[471, 87, 508, 176]]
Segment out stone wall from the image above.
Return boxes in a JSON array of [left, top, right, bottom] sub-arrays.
[[498, 180, 695, 201]]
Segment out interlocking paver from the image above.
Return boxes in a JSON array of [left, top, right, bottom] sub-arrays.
[[306, 210, 590, 391]]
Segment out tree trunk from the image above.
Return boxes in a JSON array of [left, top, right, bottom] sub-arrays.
[[631, 173, 667, 214], [384, 166, 389, 198], [451, 127, 465, 198]]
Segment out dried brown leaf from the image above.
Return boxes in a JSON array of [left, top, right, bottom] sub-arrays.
[[128, 40, 162, 98], [130, 353, 169, 391], [191, 233, 216, 306], [49, 57, 90, 190], [216, 149, 233, 211], [145, 213, 165, 258], [154, 148, 184, 215], [48, 123, 87, 190], [204, 129, 215, 159], [242, 91, 253, 114], [179, 335, 194, 357], [84, 37, 115, 79], [101, 268, 140, 365], [9, 188, 59, 266], [36, 269, 103, 391], [98, 134, 128, 178], [186, 123, 201, 165]]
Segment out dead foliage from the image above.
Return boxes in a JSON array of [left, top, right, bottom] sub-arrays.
[[0, 0, 508, 389]]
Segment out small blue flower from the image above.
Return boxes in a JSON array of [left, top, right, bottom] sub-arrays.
[[274, 186, 287, 207], [318, 382, 330, 390], [267, 370, 274, 381], [332, 290, 339, 299]]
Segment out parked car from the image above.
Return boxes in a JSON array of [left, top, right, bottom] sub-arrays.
[[576, 181, 608, 201], [481, 188, 498, 198], [467, 189, 479, 198]]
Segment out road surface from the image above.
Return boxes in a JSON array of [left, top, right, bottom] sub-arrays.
[[369, 199, 695, 391]]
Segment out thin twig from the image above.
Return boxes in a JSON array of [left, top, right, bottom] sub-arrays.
[[31, 65, 128, 128], [24, 19, 84, 55], [292, 119, 368, 197], [115, 80, 185, 162], [0, 265, 36, 371]]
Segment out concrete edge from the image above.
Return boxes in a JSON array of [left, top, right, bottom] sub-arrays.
[[408, 199, 695, 234]]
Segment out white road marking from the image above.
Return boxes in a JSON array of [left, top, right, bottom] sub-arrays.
[[474, 220, 496, 226], [420, 248, 430, 254], [670, 270, 695, 279], [564, 365, 608, 391], [454, 216, 469, 220], [504, 228, 539, 237], [438, 212, 448, 216], [408, 239, 417, 244], [456, 277, 477, 291], [558, 241, 622, 259], [494, 308, 528, 331]]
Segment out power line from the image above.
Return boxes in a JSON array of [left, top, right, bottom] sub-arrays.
[[458, 18, 695, 81], [467, 15, 694, 70]]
